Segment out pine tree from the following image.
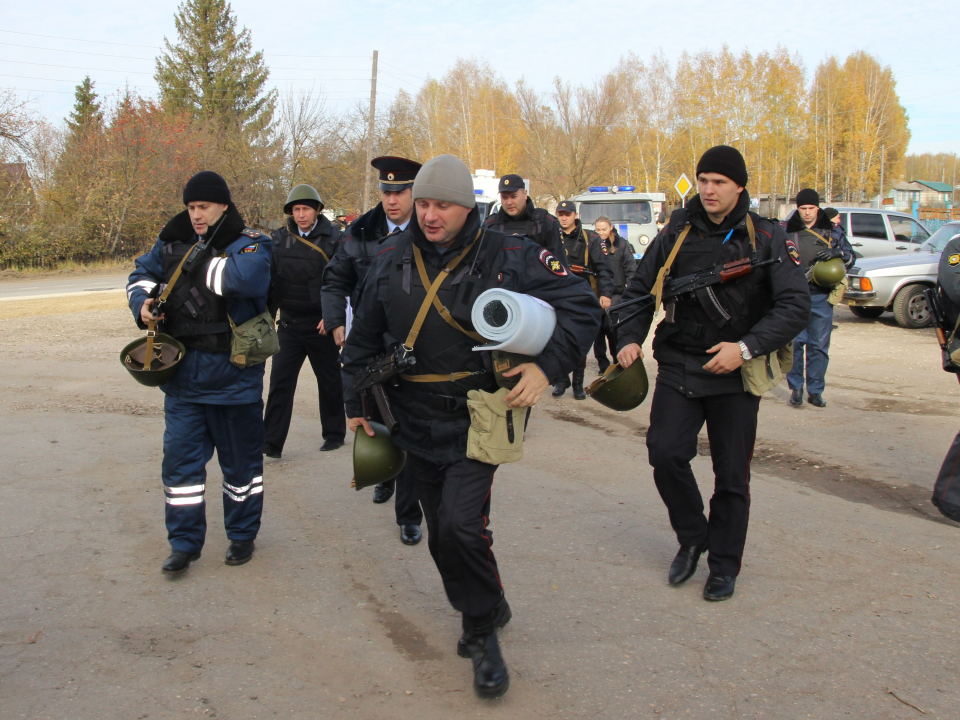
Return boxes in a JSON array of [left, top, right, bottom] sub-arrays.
[[66, 76, 103, 135], [154, 0, 275, 131]]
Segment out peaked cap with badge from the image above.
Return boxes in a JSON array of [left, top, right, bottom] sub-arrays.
[[498, 174, 526, 193], [371, 156, 422, 192]]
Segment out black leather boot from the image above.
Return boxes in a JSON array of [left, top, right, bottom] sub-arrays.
[[458, 598, 511, 657], [462, 605, 510, 699], [807, 393, 827, 408], [372, 481, 395, 504], [789, 388, 803, 407], [668, 542, 707, 585], [551, 378, 568, 397], [225, 540, 255, 566], [703, 573, 736, 601], [162, 550, 200, 574], [572, 368, 586, 400]]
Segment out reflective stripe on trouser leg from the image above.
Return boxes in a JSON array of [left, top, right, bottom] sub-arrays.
[[203, 400, 266, 542], [162, 396, 215, 554]]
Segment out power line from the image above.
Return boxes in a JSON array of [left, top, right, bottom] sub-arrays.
[[379, 61, 425, 82], [0, 29, 158, 49], [0, 41, 154, 61]]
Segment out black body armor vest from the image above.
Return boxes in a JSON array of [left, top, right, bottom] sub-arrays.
[[488, 212, 542, 240], [161, 241, 232, 352], [273, 228, 336, 318]]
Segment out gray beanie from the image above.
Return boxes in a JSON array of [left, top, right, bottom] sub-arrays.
[[412, 154, 476, 209]]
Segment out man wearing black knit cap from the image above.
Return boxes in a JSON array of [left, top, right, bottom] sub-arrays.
[[126, 171, 273, 575], [615, 146, 810, 601], [785, 190, 854, 408]]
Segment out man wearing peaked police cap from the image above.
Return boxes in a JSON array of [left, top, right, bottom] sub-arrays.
[[261, 184, 346, 460], [553, 199, 615, 399], [784, 189, 854, 409], [341, 154, 601, 698], [320, 155, 426, 545], [483, 173, 567, 263], [615, 146, 810, 601], [125, 171, 273, 574]]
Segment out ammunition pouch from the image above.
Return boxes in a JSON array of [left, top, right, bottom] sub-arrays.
[[741, 344, 794, 396], [466, 387, 528, 465], [229, 311, 280, 368]]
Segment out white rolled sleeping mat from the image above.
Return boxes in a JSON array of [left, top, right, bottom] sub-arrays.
[[471, 289, 557, 388]]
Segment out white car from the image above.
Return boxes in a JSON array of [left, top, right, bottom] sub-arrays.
[[844, 221, 960, 328]]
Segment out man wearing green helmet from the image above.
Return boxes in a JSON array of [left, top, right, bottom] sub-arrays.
[[785, 188, 854, 408], [262, 184, 346, 459]]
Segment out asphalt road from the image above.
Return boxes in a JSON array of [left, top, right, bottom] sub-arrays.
[[0, 272, 129, 300], [1, 295, 959, 719]]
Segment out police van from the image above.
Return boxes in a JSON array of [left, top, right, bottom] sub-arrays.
[[571, 187, 665, 257]]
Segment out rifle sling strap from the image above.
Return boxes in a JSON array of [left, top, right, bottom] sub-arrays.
[[144, 241, 199, 371], [294, 234, 331, 263], [582, 228, 598, 295], [403, 232, 481, 351]]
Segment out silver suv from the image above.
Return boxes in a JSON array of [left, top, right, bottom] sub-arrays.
[[832, 207, 931, 258]]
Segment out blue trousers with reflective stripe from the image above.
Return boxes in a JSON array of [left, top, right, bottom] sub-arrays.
[[162, 396, 265, 554], [787, 292, 834, 395]]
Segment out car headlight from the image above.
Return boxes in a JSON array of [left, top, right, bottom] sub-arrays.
[[639, 235, 650, 245]]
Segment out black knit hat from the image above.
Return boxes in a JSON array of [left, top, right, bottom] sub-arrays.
[[696, 145, 748, 187], [824, 207, 839, 219], [183, 171, 231, 205], [795, 188, 820, 208]]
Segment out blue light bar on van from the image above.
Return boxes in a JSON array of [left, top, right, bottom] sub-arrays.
[[588, 186, 609, 192], [617, 185, 636, 192], [474, 189, 483, 194]]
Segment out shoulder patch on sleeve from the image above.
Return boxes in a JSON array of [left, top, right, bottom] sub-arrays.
[[239, 243, 259, 254], [538, 248, 568, 276], [241, 228, 263, 239], [785, 237, 801, 266], [949, 254, 960, 266]]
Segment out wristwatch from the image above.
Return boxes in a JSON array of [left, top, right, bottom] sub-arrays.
[[738, 341, 752, 361]]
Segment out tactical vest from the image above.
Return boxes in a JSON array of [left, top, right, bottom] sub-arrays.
[[487, 210, 543, 243], [350, 221, 393, 292], [793, 228, 832, 272], [562, 228, 599, 295], [273, 227, 336, 317], [160, 240, 232, 352], [659, 220, 768, 350], [383, 234, 502, 401]]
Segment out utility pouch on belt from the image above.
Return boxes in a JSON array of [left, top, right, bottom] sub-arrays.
[[827, 276, 848, 306], [466, 387, 528, 465], [741, 344, 793, 397], [228, 311, 280, 368]]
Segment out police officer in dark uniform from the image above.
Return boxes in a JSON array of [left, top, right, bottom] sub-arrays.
[[342, 154, 600, 698], [126, 171, 272, 574], [595, 215, 638, 371], [932, 235, 960, 521], [483, 174, 566, 262], [553, 199, 615, 398], [616, 146, 810, 601], [784, 189, 854, 408], [262, 185, 345, 459], [321, 155, 425, 544]]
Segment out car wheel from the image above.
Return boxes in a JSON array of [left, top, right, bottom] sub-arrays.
[[892, 284, 932, 329], [849, 306, 885, 319]]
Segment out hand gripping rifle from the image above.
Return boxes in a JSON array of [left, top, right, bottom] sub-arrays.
[[608, 254, 782, 329], [352, 344, 417, 436]]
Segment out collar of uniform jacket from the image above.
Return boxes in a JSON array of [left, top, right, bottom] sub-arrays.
[[343, 201, 388, 243], [410, 206, 482, 260], [683, 190, 751, 235], [499, 196, 537, 224], [560, 218, 586, 243], [285, 214, 334, 241], [158, 202, 246, 252], [784, 207, 834, 234]]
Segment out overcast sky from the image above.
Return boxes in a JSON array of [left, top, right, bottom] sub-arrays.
[[3, 0, 958, 158]]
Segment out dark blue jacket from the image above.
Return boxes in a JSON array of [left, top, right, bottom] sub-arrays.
[[127, 207, 271, 404]]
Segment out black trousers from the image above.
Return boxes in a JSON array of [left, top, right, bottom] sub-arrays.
[[407, 454, 502, 617], [263, 318, 346, 450], [645, 383, 760, 577], [593, 320, 617, 370], [380, 464, 424, 526]]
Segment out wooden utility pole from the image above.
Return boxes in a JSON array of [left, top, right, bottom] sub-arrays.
[[879, 145, 885, 207], [362, 50, 379, 212]]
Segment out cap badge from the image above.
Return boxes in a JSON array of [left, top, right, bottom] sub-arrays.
[[504, 179, 510, 185], [950, 254, 960, 266], [387, 173, 395, 180]]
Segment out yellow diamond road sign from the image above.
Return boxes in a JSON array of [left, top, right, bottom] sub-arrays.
[[674, 173, 692, 199]]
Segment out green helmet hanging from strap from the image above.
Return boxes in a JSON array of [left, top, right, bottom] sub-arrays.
[[811, 257, 845, 288], [120, 333, 186, 387], [585, 360, 649, 411], [284, 184, 324, 215], [351, 421, 407, 490]]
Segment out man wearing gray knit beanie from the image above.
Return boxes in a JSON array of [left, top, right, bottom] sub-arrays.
[[341, 153, 602, 698]]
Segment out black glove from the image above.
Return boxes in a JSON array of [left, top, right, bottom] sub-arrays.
[[815, 248, 843, 262]]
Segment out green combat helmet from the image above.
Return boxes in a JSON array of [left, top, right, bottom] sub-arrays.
[[120, 333, 186, 387], [585, 360, 649, 411], [283, 184, 324, 215], [811, 257, 846, 288], [335, 207, 347, 218], [351, 421, 407, 491], [491, 350, 535, 390]]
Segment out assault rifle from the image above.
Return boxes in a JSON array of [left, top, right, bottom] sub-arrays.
[[924, 287, 951, 351], [569, 264, 595, 276], [608, 254, 781, 329], [353, 345, 417, 435]]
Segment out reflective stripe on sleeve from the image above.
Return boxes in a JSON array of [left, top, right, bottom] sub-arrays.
[[205, 257, 227, 296], [126, 279, 157, 299]]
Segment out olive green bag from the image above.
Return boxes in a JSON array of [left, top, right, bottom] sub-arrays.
[[228, 312, 280, 369], [466, 387, 528, 465], [741, 344, 794, 397]]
